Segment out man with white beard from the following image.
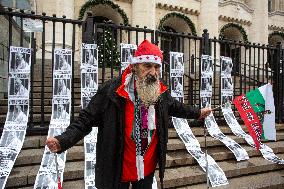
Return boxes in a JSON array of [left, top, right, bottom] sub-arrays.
[[45, 40, 212, 189]]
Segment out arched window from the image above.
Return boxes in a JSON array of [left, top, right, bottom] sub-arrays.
[[219, 23, 248, 75]]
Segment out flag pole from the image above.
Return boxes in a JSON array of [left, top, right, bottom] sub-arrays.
[[54, 153, 62, 189]]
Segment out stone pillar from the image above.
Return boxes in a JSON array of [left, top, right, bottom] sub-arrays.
[[36, 0, 75, 59], [131, 0, 156, 43], [248, 0, 269, 44], [199, 0, 219, 38]]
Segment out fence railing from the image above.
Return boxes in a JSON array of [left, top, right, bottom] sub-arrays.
[[0, 9, 283, 134]]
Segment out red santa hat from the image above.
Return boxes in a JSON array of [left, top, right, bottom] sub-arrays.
[[131, 39, 163, 66]]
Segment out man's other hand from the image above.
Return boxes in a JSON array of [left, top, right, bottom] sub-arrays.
[[199, 107, 212, 120], [46, 137, 61, 153]]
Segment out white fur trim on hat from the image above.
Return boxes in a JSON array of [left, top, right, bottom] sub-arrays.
[[131, 55, 162, 65]]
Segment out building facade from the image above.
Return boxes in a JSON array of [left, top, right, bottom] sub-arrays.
[[1, 0, 284, 97]]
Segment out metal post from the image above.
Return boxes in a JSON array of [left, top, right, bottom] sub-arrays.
[[82, 12, 95, 44], [202, 29, 210, 56], [201, 29, 210, 188], [275, 42, 283, 123]]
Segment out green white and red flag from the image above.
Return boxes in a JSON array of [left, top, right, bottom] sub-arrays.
[[233, 83, 276, 150]]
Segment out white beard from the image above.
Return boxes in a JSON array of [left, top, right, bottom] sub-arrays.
[[136, 76, 160, 107]]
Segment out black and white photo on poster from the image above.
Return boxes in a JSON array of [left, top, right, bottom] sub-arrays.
[[53, 78, 71, 96], [34, 171, 58, 189], [39, 150, 66, 172], [6, 104, 29, 124], [8, 76, 29, 98], [82, 95, 94, 109], [9, 46, 31, 73], [221, 95, 233, 107], [171, 76, 183, 97], [52, 100, 70, 121], [81, 43, 98, 69], [0, 131, 25, 151], [54, 49, 72, 72], [171, 117, 229, 187], [170, 52, 184, 72], [0, 145, 18, 164], [0, 149, 17, 188], [86, 160, 96, 176], [205, 114, 249, 161], [201, 55, 213, 73], [85, 142, 96, 155], [48, 128, 65, 137], [201, 76, 212, 91], [260, 144, 284, 164], [179, 132, 200, 148], [120, 43, 137, 72], [201, 97, 211, 108], [82, 73, 98, 89], [120, 43, 136, 63], [221, 56, 233, 76], [222, 77, 233, 91]]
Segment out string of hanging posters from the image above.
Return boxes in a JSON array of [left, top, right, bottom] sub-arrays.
[[219, 56, 284, 164], [169, 52, 228, 187], [34, 49, 72, 188], [0, 46, 31, 188]]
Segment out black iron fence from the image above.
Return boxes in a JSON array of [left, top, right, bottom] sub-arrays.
[[0, 9, 283, 134]]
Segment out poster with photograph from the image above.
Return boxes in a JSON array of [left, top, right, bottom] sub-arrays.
[[5, 99, 29, 125], [81, 44, 98, 70], [170, 52, 184, 74], [172, 118, 228, 187], [120, 43, 137, 72], [200, 55, 213, 98], [220, 57, 284, 164], [0, 46, 31, 189], [81, 43, 99, 189], [9, 46, 31, 73], [34, 49, 72, 188], [170, 52, 184, 101], [170, 53, 228, 187], [54, 49, 72, 72], [201, 55, 248, 161], [8, 74, 29, 98]]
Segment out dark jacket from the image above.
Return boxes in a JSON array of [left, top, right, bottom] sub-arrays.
[[55, 75, 200, 189]]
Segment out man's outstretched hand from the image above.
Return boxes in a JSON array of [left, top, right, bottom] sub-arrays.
[[199, 107, 212, 120], [46, 137, 61, 153]]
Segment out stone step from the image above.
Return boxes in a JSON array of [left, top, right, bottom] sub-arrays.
[[177, 170, 284, 189], [158, 154, 284, 188], [16, 126, 284, 151], [6, 154, 284, 188], [14, 140, 284, 168]]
